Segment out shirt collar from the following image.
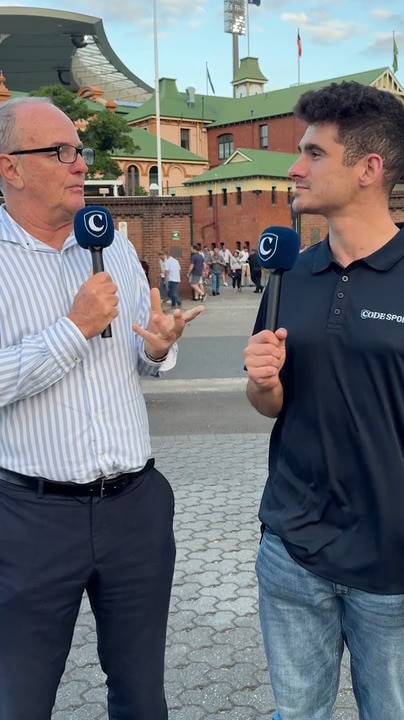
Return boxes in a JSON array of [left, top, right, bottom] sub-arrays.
[[311, 227, 404, 274]]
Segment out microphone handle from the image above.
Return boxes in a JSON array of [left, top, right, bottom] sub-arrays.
[[90, 247, 112, 339], [265, 269, 283, 331]]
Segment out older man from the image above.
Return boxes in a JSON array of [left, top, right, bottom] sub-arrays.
[[0, 96, 203, 720]]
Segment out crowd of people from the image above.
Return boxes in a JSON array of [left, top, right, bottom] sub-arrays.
[[157, 241, 265, 303]]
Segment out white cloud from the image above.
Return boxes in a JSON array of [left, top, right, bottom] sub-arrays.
[[370, 9, 394, 19]]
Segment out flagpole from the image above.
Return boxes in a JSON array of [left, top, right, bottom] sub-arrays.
[[246, 0, 250, 56], [153, 0, 163, 196], [206, 61, 208, 95]]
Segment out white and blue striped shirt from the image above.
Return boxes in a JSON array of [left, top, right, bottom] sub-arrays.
[[0, 205, 177, 483]]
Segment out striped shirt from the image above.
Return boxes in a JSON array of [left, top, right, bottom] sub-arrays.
[[0, 205, 177, 483]]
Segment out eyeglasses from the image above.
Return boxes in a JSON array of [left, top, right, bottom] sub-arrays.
[[8, 144, 95, 165]]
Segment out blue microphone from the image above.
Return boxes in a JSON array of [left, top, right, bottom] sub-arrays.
[[74, 206, 115, 338], [257, 226, 300, 331]]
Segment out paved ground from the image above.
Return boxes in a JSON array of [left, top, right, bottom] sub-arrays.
[[54, 285, 359, 719]]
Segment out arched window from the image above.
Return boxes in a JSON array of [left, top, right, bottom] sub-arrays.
[[218, 133, 233, 161], [149, 165, 159, 188], [126, 165, 140, 195]]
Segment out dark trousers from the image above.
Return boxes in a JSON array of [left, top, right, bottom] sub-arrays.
[[0, 467, 176, 720], [231, 269, 242, 289]]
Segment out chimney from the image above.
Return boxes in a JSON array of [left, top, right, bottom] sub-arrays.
[[186, 86, 196, 107]]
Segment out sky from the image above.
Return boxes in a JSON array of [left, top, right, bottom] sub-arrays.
[[1, 0, 404, 97]]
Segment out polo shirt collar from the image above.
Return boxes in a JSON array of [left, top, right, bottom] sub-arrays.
[[311, 227, 404, 274]]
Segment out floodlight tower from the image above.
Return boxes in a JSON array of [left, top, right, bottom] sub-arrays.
[[224, 0, 246, 97]]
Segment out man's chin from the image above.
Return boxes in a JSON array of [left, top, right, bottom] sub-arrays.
[[293, 200, 322, 216]]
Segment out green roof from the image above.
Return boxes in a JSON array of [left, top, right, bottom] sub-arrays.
[[121, 77, 235, 123], [121, 67, 391, 128], [233, 57, 267, 83], [184, 148, 298, 185], [213, 68, 390, 126], [113, 127, 207, 163], [7, 66, 393, 134]]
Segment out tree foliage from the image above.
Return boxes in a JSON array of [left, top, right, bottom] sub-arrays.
[[80, 111, 138, 178], [29, 85, 90, 122], [29, 85, 138, 178]]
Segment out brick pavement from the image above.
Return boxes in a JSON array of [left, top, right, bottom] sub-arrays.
[[54, 433, 359, 719]]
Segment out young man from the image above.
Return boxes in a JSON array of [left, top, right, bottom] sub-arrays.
[[188, 243, 206, 301], [165, 250, 182, 307], [0, 97, 203, 720], [244, 81, 404, 720]]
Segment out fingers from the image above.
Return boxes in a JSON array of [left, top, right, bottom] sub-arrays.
[[150, 287, 163, 313], [182, 306, 205, 323]]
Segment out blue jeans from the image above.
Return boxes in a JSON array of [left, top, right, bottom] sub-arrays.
[[167, 281, 181, 307], [211, 272, 221, 294], [256, 529, 404, 720]]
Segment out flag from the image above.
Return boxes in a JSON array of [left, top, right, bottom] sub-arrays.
[[248, 0, 261, 5], [393, 33, 399, 73], [206, 64, 215, 95], [297, 29, 302, 58]]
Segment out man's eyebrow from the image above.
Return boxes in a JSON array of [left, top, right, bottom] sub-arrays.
[[297, 142, 325, 154]]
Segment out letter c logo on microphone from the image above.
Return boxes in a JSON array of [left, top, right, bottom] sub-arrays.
[[258, 232, 278, 263], [83, 210, 108, 238]]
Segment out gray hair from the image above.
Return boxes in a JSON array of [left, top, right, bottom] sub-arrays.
[[0, 96, 53, 153], [0, 97, 53, 191]]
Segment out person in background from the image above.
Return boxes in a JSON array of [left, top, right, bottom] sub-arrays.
[[188, 244, 206, 302], [244, 80, 404, 720], [140, 258, 150, 285], [240, 244, 251, 287], [219, 242, 232, 287], [248, 247, 264, 293], [158, 249, 167, 300], [229, 249, 242, 291], [165, 250, 182, 308], [202, 245, 212, 285], [208, 247, 226, 296], [0, 96, 204, 720]]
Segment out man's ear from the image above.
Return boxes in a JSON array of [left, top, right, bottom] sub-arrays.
[[0, 154, 24, 189], [358, 153, 384, 188]]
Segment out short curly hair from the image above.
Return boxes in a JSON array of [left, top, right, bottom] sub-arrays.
[[294, 81, 404, 192]]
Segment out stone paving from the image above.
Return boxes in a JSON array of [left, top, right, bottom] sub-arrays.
[[54, 434, 359, 719]]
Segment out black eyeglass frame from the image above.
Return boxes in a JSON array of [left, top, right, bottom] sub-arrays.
[[8, 144, 95, 165]]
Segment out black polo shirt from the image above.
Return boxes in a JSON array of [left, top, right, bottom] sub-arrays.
[[254, 228, 404, 593]]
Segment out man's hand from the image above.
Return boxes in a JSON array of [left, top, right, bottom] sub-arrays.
[[68, 272, 119, 339], [133, 288, 204, 360], [244, 328, 287, 391]]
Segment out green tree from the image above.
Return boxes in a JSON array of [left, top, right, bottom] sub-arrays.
[[80, 111, 138, 178], [29, 85, 90, 122], [29, 85, 138, 178]]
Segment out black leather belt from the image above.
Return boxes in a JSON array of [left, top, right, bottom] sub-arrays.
[[0, 458, 155, 497]]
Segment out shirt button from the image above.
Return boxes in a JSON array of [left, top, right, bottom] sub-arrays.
[[341, 275, 349, 282], [94, 413, 99, 421], [334, 308, 341, 315], [337, 292, 344, 299]]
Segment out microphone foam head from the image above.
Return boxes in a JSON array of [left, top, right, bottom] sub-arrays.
[[74, 206, 115, 249], [257, 225, 301, 270]]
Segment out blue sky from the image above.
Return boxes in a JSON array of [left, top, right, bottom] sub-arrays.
[[1, 1, 403, 97]]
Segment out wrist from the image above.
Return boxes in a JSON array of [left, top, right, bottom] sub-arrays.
[[144, 347, 169, 363]]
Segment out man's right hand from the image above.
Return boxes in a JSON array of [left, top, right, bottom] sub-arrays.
[[244, 328, 287, 418], [68, 272, 119, 339], [244, 328, 287, 391]]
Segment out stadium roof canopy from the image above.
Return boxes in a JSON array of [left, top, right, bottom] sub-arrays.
[[0, 7, 153, 103]]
